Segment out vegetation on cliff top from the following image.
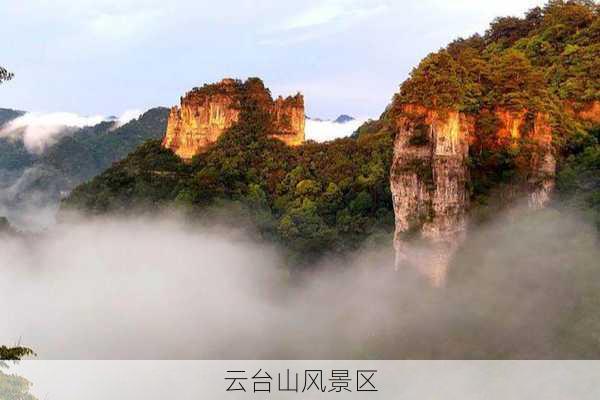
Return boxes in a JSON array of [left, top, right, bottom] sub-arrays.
[[395, 0, 599, 114], [185, 77, 302, 108]]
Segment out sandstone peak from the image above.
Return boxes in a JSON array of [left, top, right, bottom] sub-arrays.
[[162, 78, 305, 159]]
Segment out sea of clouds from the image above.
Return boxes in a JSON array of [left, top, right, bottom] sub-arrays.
[[304, 117, 367, 142], [0, 110, 364, 153], [0, 109, 142, 153], [1, 207, 597, 359]]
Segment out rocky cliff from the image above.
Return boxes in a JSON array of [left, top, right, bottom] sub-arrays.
[[494, 109, 556, 209], [391, 105, 472, 286], [162, 78, 304, 159], [391, 104, 560, 286], [387, 0, 599, 286]]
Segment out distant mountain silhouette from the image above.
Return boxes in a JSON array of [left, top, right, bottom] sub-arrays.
[[334, 114, 354, 123]]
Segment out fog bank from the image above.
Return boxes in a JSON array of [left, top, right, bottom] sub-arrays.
[[1, 208, 598, 359], [0, 110, 142, 153], [305, 117, 366, 142]]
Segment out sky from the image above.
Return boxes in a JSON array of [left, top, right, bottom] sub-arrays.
[[0, 0, 547, 120]]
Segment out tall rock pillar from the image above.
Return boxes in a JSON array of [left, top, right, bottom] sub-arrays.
[[391, 106, 472, 286]]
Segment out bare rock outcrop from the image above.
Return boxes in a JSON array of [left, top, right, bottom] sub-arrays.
[[494, 109, 556, 209], [162, 78, 304, 159], [391, 105, 472, 286], [391, 105, 558, 286]]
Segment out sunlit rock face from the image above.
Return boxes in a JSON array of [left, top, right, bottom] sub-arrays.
[[566, 100, 600, 125], [271, 96, 305, 146], [391, 105, 472, 287], [162, 78, 304, 159], [163, 90, 240, 159], [390, 105, 557, 286], [494, 109, 556, 209]]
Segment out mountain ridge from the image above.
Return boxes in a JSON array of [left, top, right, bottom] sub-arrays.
[[0, 107, 169, 228]]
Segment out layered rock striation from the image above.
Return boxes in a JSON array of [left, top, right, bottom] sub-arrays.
[[162, 78, 304, 159]]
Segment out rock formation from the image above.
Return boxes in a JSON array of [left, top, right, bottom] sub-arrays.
[[391, 105, 472, 287], [494, 109, 556, 209], [162, 78, 304, 159], [390, 105, 558, 286]]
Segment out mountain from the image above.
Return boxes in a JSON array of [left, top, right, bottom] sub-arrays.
[[56, 1, 600, 358], [0, 108, 25, 126], [0, 107, 169, 228], [63, 81, 394, 262], [305, 114, 366, 142], [162, 78, 304, 159], [334, 114, 354, 123], [382, 0, 599, 285], [63, 2, 599, 271]]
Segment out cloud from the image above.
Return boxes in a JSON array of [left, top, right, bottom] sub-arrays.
[[0, 112, 106, 153], [278, 1, 388, 31], [281, 2, 346, 30], [0, 166, 63, 231], [305, 117, 366, 142], [262, 0, 388, 45], [0, 109, 143, 153], [1, 207, 598, 359], [89, 9, 164, 40], [111, 109, 143, 129]]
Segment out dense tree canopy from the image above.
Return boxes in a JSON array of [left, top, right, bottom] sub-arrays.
[[397, 0, 599, 114], [64, 96, 395, 264]]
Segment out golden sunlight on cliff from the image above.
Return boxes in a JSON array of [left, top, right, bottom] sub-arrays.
[[390, 104, 558, 286], [162, 78, 305, 159]]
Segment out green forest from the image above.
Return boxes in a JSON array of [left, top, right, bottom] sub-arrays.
[[2, 0, 600, 361], [64, 101, 396, 264], [396, 0, 599, 113], [63, 1, 600, 263]]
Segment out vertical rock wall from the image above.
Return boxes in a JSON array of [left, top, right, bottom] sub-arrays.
[[162, 79, 305, 159], [391, 105, 559, 286], [494, 109, 556, 209], [162, 94, 241, 159], [271, 96, 305, 146], [391, 105, 472, 286], [527, 113, 556, 209]]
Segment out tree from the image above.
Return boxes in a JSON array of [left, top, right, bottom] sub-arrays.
[[399, 51, 466, 109], [0, 346, 34, 362], [0, 66, 13, 84], [0, 346, 38, 400]]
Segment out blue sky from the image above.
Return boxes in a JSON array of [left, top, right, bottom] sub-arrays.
[[0, 0, 546, 119]]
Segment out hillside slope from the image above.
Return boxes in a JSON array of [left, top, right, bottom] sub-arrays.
[[0, 107, 169, 228], [63, 90, 395, 263]]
